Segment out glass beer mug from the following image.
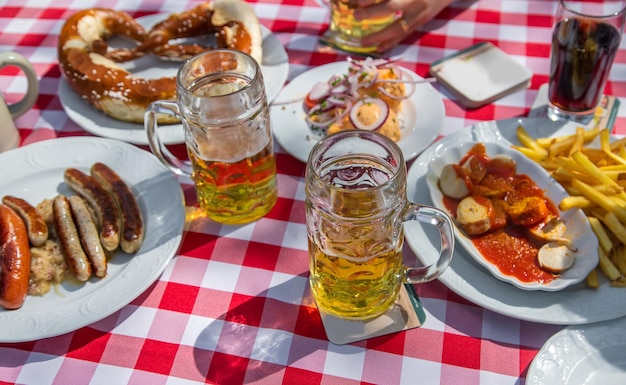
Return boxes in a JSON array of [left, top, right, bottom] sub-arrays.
[[305, 131, 455, 320], [145, 50, 277, 225]]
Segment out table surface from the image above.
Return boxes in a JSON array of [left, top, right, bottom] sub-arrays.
[[1, 0, 625, 384]]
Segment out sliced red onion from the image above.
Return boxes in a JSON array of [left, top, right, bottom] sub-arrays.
[[326, 95, 350, 107], [377, 57, 403, 68], [360, 71, 379, 88], [348, 56, 404, 70], [374, 69, 418, 100], [306, 109, 338, 128], [306, 100, 353, 130], [368, 58, 392, 68], [377, 77, 436, 84], [377, 85, 409, 100], [334, 100, 352, 122], [349, 98, 389, 131], [320, 102, 338, 112], [397, 68, 417, 98], [307, 104, 323, 115]]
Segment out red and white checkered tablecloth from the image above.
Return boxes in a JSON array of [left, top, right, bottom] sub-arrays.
[[1, 0, 624, 384]]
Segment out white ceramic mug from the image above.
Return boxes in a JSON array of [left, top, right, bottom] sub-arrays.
[[0, 52, 39, 152]]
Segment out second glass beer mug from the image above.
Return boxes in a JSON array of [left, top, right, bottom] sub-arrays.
[[145, 50, 277, 225], [305, 131, 455, 320], [328, 0, 396, 53]]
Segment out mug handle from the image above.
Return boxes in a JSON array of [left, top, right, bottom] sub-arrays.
[[0, 52, 39, 119], [403, 204, 455, 284], [144, 101, 193, 178]]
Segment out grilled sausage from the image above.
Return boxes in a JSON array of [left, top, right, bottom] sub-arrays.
[[0, 204, 31, 309], [456, 196, 494, 235], [90, 163, 144, 254], [64, 168, 121, 252], [53, 195, 92, 282], [68, 195, 108, 278], [2, 195, 49, 246]]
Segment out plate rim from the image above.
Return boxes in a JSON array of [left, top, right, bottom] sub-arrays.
[[527, 316, 626, 384], [0, 137, 185, 342], [59, 16, 289, 146], [406, 117, 626, 325], [270, 60, 445, 163], [425, 140, 598, 291]]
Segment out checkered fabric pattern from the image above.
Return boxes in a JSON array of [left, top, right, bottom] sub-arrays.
[[0, 0, 622, 384]]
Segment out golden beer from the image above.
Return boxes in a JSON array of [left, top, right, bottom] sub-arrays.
[[186, 73, 277, 225], [145, 50, 278, 225], [189, 140, 277, 225], [329, 0, 396, 53], [308, 237, 405, 320]]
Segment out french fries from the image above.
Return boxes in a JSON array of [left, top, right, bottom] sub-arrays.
[[514, 124, 626, 288]]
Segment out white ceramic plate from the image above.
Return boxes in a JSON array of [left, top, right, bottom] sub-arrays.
[[0, 137, 185, 342], [527, 316, 626, 384], [406, 117, 626, 325], [426, 141, 597, 291], [270, 61, 445, 163], [59, 14, 289, 145]]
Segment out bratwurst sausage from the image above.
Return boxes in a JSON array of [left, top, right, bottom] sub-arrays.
[[2, 195, 49, 247], [68, 195, 108, 278], [64, 168, 121, 252], [53, 195, 92, 282], [52, 195, 91, 282], [0, 204, 31, 310], [90, 163, 144, 254]]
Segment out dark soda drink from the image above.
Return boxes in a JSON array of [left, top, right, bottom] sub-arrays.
[[548, 17, 621, 115]]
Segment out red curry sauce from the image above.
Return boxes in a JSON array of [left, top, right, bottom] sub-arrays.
[[444, 197, 556, 284]]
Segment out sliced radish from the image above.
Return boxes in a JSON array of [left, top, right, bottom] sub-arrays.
[[309, 82, 330, 101], [330, 84, 348, 94], [349, 98, 389, 131], [328, 75, 345, 87]]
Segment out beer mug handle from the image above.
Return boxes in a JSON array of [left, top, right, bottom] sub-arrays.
[[145, 101, 193, 178], [403, 203, 455, 284], [0, 52, 39, 119]]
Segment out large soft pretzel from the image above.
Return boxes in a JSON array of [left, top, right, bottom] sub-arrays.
[[139, 0, 263, 63], [58, 0, 263, 124]]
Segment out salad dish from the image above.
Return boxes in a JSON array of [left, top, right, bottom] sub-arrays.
[[271, 59, 444, 163]]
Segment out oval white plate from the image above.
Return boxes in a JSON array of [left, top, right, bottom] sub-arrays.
[[426, 141, 597, 291], [270, 61, 445, 163], [406, 117, 626, 325], [528, 316, 626, 385], [59, 14, 289, 145], [0, 137, 185, 342]]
